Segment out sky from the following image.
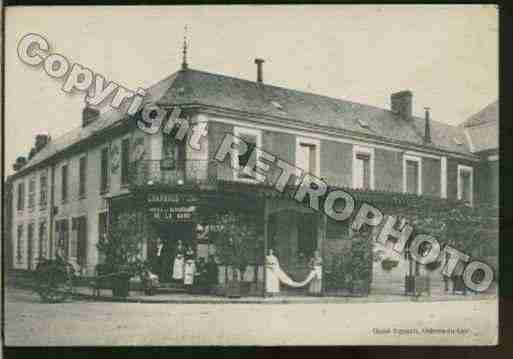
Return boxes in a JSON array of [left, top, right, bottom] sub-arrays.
[[4, 5, 498, 175]]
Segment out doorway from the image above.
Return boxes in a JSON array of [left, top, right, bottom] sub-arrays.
[[151, 222, 194, 282]]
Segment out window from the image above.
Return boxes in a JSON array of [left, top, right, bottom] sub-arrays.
[[233, 127, 262, 182], [296, 137, 320, 182], [403, 155, 422, 195], [55, 219, 69, 258], [71, 217, 87, 264], [61, 164, 68, 203], [16, 225, 24, 264], [458, 165, 474, 205], [79, 156, 87, 198], [121, 138, 131, 185], [28, 177, 36, 210], [40, 171, 48, 208], [17, 182, 25, 211], [100, 147, 110, 193], [98, 212, 108, 264], [27, 223, 34, 270], [38, 221, 47, 259], [353, 146, 374, 190]]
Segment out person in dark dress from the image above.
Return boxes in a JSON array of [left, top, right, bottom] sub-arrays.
[[205, 255, 219, 294]]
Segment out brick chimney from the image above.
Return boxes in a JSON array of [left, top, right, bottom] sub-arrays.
[[254, 58, 265, 83], [35, 134, 51, 151], [424, 107, 432, 143], [391, 90, 413, 120], [82, 106, 100, 127]]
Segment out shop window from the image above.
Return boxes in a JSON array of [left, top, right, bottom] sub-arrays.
[[98, 212, 108, 263]]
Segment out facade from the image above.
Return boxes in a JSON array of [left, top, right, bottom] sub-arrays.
[[6, 60, 495, 294]]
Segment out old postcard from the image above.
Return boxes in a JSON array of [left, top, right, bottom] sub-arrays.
[[2, 5, 499, 346]]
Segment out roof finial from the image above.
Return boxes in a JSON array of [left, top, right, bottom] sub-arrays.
[[182, 25, 189, 70]]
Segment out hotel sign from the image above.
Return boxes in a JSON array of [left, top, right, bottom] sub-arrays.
[[146, 193, 200, 222]]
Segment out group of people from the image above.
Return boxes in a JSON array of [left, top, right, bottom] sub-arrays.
[[149, 238, 323, 296], [265, 249, 323, 296], [152, 239, 218, 291]]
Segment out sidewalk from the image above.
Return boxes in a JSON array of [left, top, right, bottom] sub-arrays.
[[70, 285, 498, 304]]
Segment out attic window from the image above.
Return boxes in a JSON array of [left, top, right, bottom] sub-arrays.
[[357, 118, 370, 129], [271, 101, 283, 110], [453, 137, 463, 145]]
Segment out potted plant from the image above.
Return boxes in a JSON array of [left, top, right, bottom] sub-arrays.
[[97, 212, 145, 298], [214, 212, 257, 298], [381, 258, 399, 271]]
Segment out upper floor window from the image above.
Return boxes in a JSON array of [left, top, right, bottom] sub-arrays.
[[457, 165, 473, 205], [121, 138, 131, 185], [100, 147, 110, 193], [353, 146, 374, 190], [61, 164, 68, 203], [79, 156, 87, 198], [296, 137, 320, 181], [40, 171, 48, 208], [17, 182, 25, 211], [233, 127, 262, 182], [28, 177, 36, 210], [403, 155, 422, 195]]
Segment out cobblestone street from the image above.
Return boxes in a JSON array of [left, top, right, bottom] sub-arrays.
[[3, 287, 498, 346]]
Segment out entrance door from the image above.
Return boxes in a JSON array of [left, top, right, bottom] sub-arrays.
[[153, 222, 194, 282]]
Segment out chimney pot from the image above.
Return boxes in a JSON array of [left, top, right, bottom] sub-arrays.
[[254, 58, 265, 83], [424, 107, 432, 143], [391, 90, 413, 119]]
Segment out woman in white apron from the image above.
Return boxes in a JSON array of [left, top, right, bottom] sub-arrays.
[[308, 250, 323, 296], [265, 249, 280, 296], [172, 240, 185, 281], [183, 258, 196, 288]]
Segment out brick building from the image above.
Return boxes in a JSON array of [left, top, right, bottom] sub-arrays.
[[5, 58, 497, 294]]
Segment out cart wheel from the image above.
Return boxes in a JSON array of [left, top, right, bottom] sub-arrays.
[[34, 259, 75, 303]]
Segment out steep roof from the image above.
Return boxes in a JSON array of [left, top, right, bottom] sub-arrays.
[[462, 101, 498, 153], [156, 69, 471, 154], [464, 101, 498, 128], [16, 67, 473, 177]]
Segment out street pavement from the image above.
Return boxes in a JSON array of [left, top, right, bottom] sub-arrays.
[[3, 287, 498, 346]]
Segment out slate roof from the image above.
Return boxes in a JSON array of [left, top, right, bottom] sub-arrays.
[[463, 101, 498, 128], [17, 67, 474, 177], [462, 101, 498, 153]]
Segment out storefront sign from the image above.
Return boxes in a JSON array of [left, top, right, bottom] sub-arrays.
[[148, 205, 196, 221]]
